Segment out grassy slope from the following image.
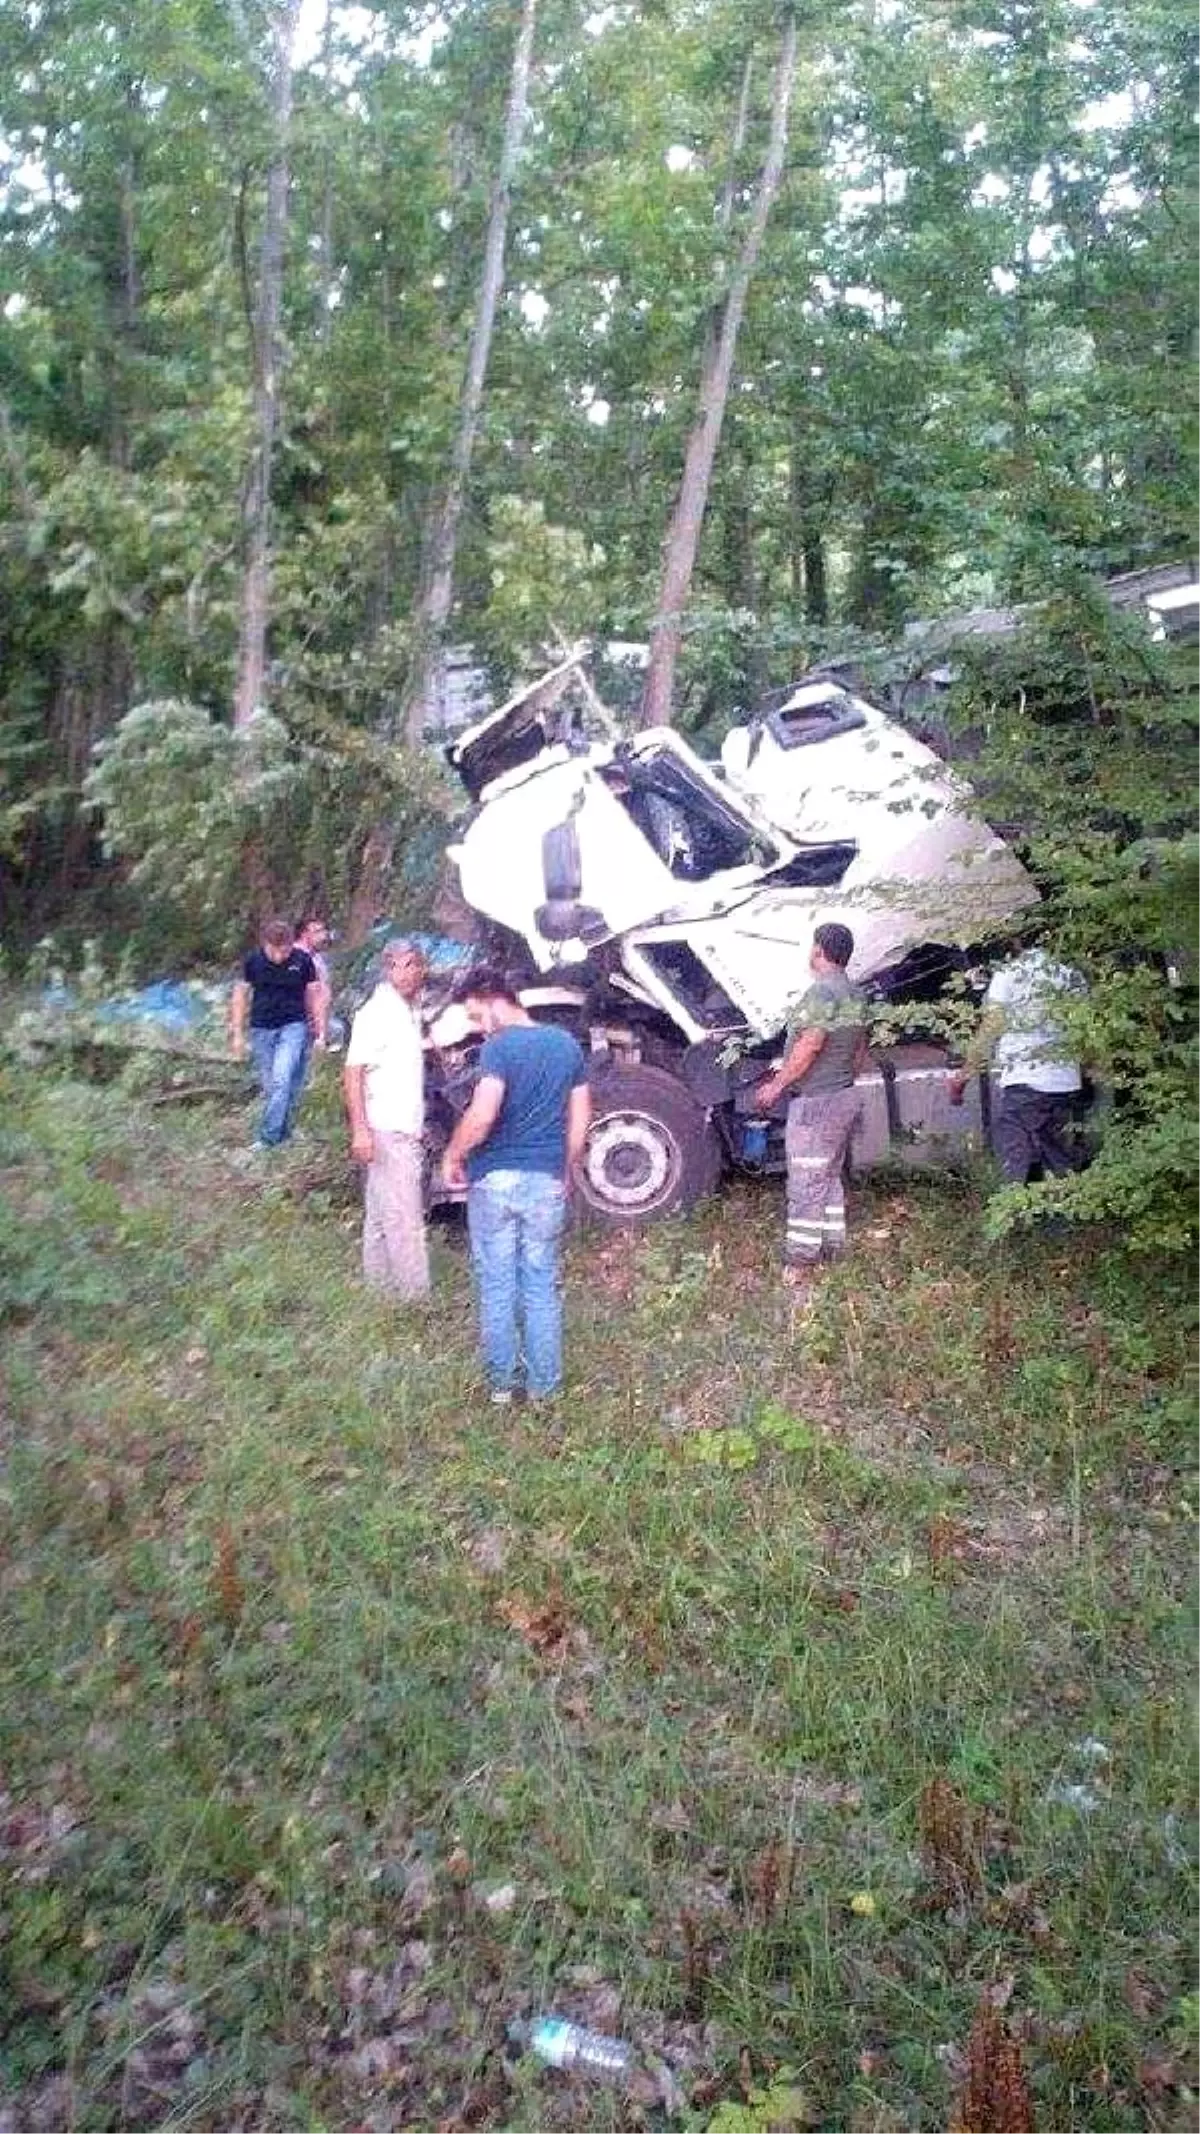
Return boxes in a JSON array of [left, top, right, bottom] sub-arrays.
[[0, 1061, 1196, 2133]]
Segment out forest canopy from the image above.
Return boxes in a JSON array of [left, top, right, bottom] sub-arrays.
[[1, 0, 1194, 927]]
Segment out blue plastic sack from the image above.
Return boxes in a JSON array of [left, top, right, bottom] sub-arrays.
[[363, 927, 476, 973], [93, 981, 205, 1032]]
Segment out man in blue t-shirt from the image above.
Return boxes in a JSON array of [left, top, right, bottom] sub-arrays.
[[440, 969, 592, 1404]]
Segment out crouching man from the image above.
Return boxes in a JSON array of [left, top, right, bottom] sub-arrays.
[[343, 938, 430, 1301], [439, 970, 592, 1406], [753, 922, 868, 1285]]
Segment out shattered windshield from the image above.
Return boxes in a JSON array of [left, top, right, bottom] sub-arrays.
[[603, 752, 778, 880]]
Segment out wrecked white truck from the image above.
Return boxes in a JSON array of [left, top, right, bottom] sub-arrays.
[[423, 652, 1039, 1225]]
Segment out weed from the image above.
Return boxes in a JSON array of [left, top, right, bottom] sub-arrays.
[[950, 1999, 1035, 2132], [918, 1774, 986, 1906], [707, 2067, 815, 2130]]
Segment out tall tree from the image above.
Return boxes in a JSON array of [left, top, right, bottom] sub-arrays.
[[401, 0, 538, 746], [639, 8, 798, 729], [232, 0, 303, 730]]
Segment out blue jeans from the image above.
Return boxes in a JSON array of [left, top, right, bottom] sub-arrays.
[[467, 1170, 567, 1396], [249, 1022, 310, 1145]]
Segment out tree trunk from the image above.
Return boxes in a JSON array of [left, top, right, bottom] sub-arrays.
[[721, 467, 769, 706], [110, 86, 140, 474], [802, 526, 827, 625], [639, 12, 799, 730], [0, 400, 35, 517], [344, 820, 399, 949], [317, 0, 335, 349], [233, 0, 301, 731], [401, 0, 538, 746], [789, 430, 828, 624], [722, 479, 756, 616], [49, 627, 134, 906]]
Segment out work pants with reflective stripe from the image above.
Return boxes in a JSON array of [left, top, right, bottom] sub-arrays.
[[363, 1129, 430, 1299], [784, 1086, 863, 1266]]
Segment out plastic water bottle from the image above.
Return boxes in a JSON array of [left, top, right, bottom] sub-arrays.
[[513, 2015, 634, 2083]]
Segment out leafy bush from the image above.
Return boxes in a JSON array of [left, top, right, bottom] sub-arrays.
[[85, 699, 448, 967], [944, 597, 1198, 1251]]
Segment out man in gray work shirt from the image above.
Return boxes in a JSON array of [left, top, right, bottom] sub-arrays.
[[753, 922, 869, 1283]]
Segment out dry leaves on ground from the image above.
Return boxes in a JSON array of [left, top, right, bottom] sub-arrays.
[[495, 1581, 580, 1663]]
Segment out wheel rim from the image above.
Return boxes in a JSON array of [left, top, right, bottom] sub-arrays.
[[582, 1108, 683, 1214]]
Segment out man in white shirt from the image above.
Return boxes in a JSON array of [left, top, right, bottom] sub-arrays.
[[949, 945, 1087, 1184], [294, 913, 333, 1046], [343, 939, 430, 1298]]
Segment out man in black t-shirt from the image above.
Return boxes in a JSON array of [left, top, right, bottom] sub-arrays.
[[229, 918, 320, 1147]]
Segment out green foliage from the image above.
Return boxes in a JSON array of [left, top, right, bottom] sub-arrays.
[[0, 1191, 130, 1324], [474, 495, 607, 680], [1, 0, 1196, 949], [939, 598, 1198, 1251], [706, 2071, 813, 2132], [84, 698, 446, 965], [685, 1403, 823, 1471]]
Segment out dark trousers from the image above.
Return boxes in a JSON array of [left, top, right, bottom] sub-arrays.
[[993, 1084, 1084, 1185]]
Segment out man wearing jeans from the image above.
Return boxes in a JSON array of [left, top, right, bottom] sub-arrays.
[[440, 970, 592, 1405], [230, 918, 321, 1148]]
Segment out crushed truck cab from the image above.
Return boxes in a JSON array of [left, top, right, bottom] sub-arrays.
[[427, 654, 1038, 1223]]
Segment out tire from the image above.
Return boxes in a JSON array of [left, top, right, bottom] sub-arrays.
[[576, 1062, 722, 1226]]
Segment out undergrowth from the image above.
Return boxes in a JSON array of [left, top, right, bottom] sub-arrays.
[[0, 1058, 1195, 2132]]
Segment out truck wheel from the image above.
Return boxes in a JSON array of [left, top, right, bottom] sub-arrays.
[[576, 1063, 722, 1225]]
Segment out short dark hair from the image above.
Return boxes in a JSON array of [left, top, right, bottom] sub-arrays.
[[813, 921, 854, 968], [295, 911, 327, 937], [262, 918, 294, 950], [453, 964, 521, 1008]]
